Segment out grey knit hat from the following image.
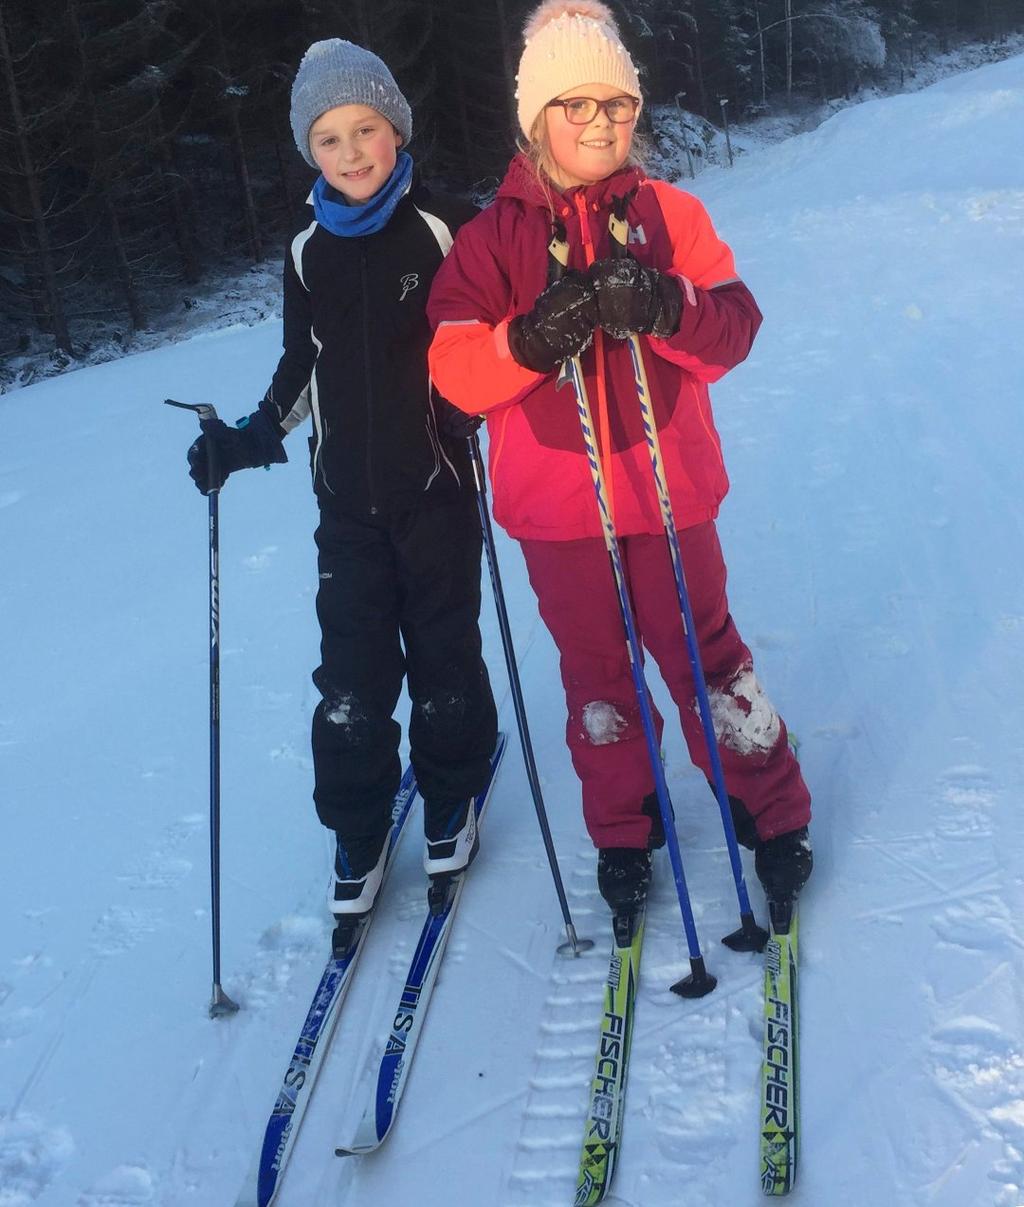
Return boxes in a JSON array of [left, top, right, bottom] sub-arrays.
[[290, 39, 413, 167]]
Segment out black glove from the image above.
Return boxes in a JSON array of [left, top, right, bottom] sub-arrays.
[[187, 406, 287, 495], [506, 271, 599, 374], [435, 395, 483, 440], [589, 257, 684, 341]]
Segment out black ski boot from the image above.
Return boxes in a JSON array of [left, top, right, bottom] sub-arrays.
[[599, 848, 651, 947], [598, 847, 653, 912], [754, 826, 813, 905]]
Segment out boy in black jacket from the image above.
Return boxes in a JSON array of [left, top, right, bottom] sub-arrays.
[[187, 40, 498, 946]]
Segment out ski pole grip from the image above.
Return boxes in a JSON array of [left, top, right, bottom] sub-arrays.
[[165, 398, 220, 423], [165, 398, 222, 495]]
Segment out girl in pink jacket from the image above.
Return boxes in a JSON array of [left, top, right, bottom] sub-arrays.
[[428, 0, 812, 916]]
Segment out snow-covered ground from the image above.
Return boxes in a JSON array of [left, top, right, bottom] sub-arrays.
[[3, 52, 1024, 1207]]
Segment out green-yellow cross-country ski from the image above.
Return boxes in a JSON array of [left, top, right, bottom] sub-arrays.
[[574, 910, 645, 1206], [760, 903, 799, 1195]]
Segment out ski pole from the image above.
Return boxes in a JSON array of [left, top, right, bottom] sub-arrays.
[[466, 433, 594, 959], [606, 195, 767, 954], [165, 398, 240, 1018], [548, 225, 714, 999]]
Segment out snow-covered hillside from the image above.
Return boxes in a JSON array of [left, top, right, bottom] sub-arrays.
[[2, 53, 1023, 1207]]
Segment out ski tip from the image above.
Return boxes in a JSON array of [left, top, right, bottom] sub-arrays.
[[335, 1143, 375, 1158], [231, 1184, 260, 1207], [760, 1162, 796, 1196]]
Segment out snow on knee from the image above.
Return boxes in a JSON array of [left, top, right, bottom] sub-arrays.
[[416, 692, 467, 732], [326, 693, 354, 726], [582, 701, 627, 746], [704, 668, 781, 756]]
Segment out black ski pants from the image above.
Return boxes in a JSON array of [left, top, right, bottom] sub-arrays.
[[311, 496, 498, 852]]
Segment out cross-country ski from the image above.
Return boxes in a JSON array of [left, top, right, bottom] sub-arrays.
[[574, 909, 645, 1206], [235, 766, 419, 1207], [337, 734, 507, 1156], [759, 903, 800, 1196]]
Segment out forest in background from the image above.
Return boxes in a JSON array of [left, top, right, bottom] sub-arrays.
[[2, 0, 1022, 366]]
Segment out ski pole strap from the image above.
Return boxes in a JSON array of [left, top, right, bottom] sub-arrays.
[[609, 194, 630, 259], [608, 190, 638, 259], [547, 218, 569, 286], [206, 427, 221, 496], [547, 220, 575, 397]]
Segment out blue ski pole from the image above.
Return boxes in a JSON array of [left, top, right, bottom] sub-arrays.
[[606, 195, 767, 954], [548, 224, 714, 999]]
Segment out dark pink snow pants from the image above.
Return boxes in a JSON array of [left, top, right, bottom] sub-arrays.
[[520, 521, 811, 849]]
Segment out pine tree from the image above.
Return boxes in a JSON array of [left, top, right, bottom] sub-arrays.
[[63, 0, 172, 334], [0, 0, 75, 354]]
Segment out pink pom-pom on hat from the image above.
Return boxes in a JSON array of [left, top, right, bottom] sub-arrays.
[[516, 0, 641, 138], [523, 1, 623, 40]]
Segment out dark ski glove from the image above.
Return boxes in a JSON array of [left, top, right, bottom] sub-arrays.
[[589, 257, 684, 341], [187, 406, 287, 495], [507, 271, 599, 374], [435, 395, 483, 440]]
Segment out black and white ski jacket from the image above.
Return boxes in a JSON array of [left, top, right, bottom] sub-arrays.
[[263, 180, 479, 517]]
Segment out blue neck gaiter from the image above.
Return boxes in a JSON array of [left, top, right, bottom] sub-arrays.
[[312, 152, 414, 238]]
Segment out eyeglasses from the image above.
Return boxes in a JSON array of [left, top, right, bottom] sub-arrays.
[[546, 95, 640, 125]]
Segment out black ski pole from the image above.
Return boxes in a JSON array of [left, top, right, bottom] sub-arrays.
[[166, 399, 239, 1018], [467, 433, 593, 958]]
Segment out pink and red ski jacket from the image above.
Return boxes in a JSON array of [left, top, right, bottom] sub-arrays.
[[427, 157, 762, 542]]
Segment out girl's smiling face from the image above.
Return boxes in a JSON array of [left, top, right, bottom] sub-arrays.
[[309, 104, 402, 203], [542, 82, 637, 190]]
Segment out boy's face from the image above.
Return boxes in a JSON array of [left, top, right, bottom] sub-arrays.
[[309, 104, 402, 203]]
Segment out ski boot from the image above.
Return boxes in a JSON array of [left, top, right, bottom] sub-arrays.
[[423, 798, 479, 916], [329, 828, 389, 958], [755, 825, 812, 931], [598, 847, 652, 947]]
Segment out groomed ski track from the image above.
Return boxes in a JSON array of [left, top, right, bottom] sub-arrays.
[[2, 54, 1024, 1207]]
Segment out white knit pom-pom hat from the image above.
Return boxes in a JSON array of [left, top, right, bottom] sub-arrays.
[[515, 1, 642, 138]]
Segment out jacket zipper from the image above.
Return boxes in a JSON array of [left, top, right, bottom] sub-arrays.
[[574, 193, 596, 265], [360, 240, 377, 515]]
